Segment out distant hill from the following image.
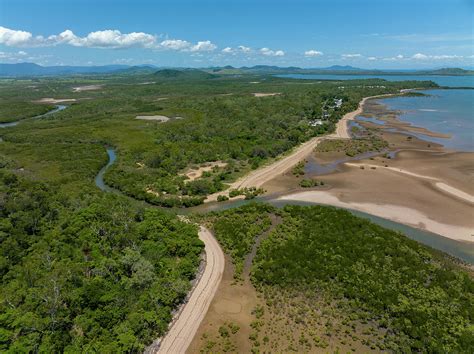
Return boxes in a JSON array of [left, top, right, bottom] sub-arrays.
[[113, 65, 157, 75], [321, 65, 366, 71], [418, 68, 474, 75], [153, 68, 217, 80]]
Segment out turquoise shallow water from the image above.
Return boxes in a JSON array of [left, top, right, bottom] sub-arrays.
[[378, 89, 474, 151]]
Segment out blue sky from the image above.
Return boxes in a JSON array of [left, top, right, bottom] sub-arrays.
[[1, 0, 473, 68]]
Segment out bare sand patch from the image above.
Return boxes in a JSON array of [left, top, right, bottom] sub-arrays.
[[182, 161, 228, 181], [252, 92, 280, 97], [135, 115, 170, 122], [214, 299, 242, 314], [72, 84, 104, 92], [34, 98, 77, 104]]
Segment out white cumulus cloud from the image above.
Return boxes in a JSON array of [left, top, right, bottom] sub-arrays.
[[342, 53, 362, 59], [190, 40, 217, 52], [0, 26, 216, 52], [221, 45, 252, 54], [0, 26, 35, 46], [238, 45, 251, 53], [160, 39, 191, 50], [304, 50, 323, 57], [412, 53, 428, 60], [260, 47, 285, 56]]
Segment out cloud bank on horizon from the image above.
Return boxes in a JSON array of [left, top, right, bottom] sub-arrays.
[[0, 25, 472, 68]]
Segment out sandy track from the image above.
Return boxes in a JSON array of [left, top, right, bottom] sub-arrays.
[[153, 226, 224, 354], [206, 93, 398, 202]]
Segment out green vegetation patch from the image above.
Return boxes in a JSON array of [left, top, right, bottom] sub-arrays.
[[202, 203, 274, 278], [251, 205, 473, 352], [316, 137, 388, 157], [0, 101, 55, 123]]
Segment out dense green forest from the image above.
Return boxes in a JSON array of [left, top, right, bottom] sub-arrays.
[[203, 204, 474, 352], [0, 71, 443, 352], [0, 169, 203, 352]]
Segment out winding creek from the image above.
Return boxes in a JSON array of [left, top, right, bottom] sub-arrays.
[[95, 147, 473, 264], [0, 104, 67, 128]]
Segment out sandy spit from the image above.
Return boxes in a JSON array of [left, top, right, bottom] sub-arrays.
[[206, 92, 400, 202], [336, 93, 397, 139], [278, 191, 473, 242]]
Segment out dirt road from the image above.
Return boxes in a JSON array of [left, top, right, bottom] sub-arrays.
[[152, 226, 224, 354], [206, 93, 396, 202]]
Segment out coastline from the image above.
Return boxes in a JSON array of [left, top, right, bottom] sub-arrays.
[[262, 91, 473, 244]]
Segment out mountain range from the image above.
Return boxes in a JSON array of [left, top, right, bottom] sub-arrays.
[[0, 62, 472, 77]]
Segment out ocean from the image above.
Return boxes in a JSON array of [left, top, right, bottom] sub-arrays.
[[377, 89, 474, 151]]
